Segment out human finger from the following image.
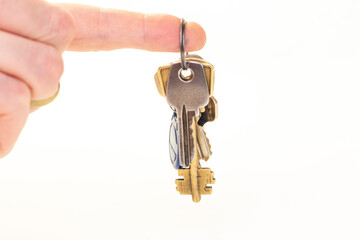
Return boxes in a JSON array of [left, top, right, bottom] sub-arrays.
[[0, 0, 75, 52], [0, 30, 63, 100], [60, 3, 206, 52], [0, 72, 30, 158]]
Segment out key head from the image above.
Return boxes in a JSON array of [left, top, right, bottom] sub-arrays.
[[166, 61, 210, 115], [198, 96, 218, 126], [154, 57, 215, 98]]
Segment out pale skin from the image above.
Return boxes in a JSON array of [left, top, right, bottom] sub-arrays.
[[0, 0, 206, 158]]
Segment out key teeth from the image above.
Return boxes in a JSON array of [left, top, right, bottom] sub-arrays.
[[198, 127, 212, 161], [203, 129, 213, 158]]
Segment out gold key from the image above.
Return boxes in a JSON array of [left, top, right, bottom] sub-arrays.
[[198, 96, 218, 126], [175, 119, 215, 202], [197, 96, 218, 160], [196, 124, 212, 161]]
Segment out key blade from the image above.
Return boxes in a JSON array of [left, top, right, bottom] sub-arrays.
[[196, 124, 212, 161], [182, 105, 190, 166], [187, 111, 196, 165], [166, 61, 210, 168], [178, 107, 195, 168]]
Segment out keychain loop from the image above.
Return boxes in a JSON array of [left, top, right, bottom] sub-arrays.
[[180, 18, 188, 70]]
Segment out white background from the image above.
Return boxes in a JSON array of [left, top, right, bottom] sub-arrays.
[[1, 0, 360, 239]]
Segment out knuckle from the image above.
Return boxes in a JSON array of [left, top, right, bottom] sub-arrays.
[[33, 46, 63, 90], [95, 7, 106, 49], [11, 80, 30, 101], [56, 7, 76, 43], [0, 75, 30, 113], [47, 6, 76, 45]]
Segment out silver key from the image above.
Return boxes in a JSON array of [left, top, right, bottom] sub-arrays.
[[166, 61, 209, 168]]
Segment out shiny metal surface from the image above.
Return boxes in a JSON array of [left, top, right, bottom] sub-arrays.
[[180, 18, 188, 70], [166, 61, 209, 167]]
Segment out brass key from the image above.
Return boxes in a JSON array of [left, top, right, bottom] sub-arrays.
[[175, 119, 215, 202], [197, 96, 218, 161], [198, 96, 218, 126], [196, 124, 212, 161]]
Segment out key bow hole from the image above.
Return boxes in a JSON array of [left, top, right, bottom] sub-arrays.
[[179, 68, 194, 82]]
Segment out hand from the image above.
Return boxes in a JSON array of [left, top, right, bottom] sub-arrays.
[[0, 0, 206, 158]]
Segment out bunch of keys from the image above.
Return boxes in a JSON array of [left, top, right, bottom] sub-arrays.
[[154, 19, 218, 202]]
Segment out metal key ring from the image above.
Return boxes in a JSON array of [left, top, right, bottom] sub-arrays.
[[180, 18, 188, 70]]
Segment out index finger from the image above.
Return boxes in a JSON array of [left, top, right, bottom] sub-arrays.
[[60, 4, 206, 52]]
